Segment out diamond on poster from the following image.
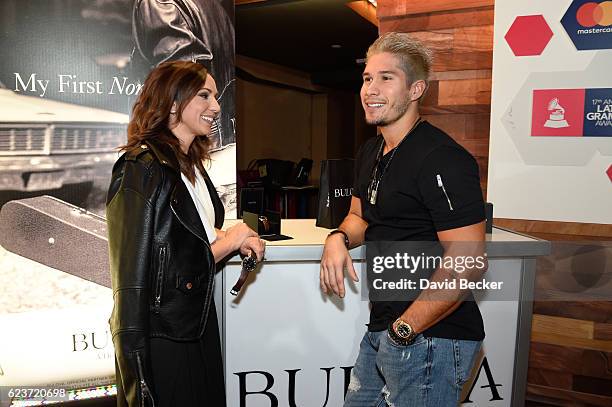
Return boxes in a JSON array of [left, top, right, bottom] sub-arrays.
[[531, 89, 585, 136], [584, 88, 612, 137]]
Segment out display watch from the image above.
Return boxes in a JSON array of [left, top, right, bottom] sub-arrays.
[[230, 254, 258, 296], [388, 318, 417, 346]]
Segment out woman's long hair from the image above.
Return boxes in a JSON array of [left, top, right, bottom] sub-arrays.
[[121, 60, 212, 183]]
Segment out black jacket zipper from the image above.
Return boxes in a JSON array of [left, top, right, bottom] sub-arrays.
[[153, 246, 166, 313], [135, 353, 155, 407]]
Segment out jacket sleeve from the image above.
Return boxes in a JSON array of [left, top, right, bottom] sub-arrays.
[[133, 0, 213, 66], [106, 158, 158, 407]]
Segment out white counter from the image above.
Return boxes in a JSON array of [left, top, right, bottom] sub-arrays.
[[216, 219, 549, 407]]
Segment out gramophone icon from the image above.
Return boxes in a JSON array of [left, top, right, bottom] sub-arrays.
[[544, 98, 569, 128]]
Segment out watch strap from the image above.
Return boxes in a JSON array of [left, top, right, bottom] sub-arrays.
[[328, 229, 349, 249], [230, 255, 258, 296]]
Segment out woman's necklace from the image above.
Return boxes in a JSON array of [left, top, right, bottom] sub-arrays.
[[367, 117, 422, 205]]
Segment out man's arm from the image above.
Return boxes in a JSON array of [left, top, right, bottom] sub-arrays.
[[397, 220, 487, 334], [320, 196, 368, 298]]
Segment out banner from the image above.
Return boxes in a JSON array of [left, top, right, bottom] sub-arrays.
[[0, 0, 235, 396], [488, 0, 612, 223]]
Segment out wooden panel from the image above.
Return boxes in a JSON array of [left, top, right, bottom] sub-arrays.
[[407, 26, 493, 53], [346, 1, 378, 27], [430, 69, 491, 81], [531, 331, 612, 352], [528, 368, 573, 389], [529, 344, 581, 376], [594, 322, 612, 340], [573, 375, 612, 397], [533, 301, 612, 324], [379, 7, 494, 32], [527, 384, 612, 407], [377, 0, 494, 19], [437, 78, 491, 106], [421, 79, 491, 114], [236, 54, 326, 92], [525, 398, 582, 407], [433, 51, 493, 71], [493, 218, 612, 238], [422, 113, 490, 141], [529, 343, 612, 379], [532, 314, 594, 340]]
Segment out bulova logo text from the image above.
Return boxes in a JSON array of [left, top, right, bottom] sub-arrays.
[[72, 330, 114, 360], [334, 187, 353, 198], [233, 357, 503, 406]]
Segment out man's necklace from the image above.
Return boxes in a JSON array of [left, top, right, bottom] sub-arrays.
[[367, 117, 422, 205]]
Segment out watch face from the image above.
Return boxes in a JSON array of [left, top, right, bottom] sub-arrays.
[[397, 323, 412, 339], [242, 256, 257, 272]]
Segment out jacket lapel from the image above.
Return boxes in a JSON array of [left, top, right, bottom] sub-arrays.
[[170, 181, 210, 245], [200, 167, 225, 229], [145, 140, 210, 244]]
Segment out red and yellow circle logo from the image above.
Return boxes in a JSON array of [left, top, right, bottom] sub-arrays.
[[577, 1, 612, 27]]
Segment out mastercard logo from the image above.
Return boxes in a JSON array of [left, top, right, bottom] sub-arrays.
[[576, 1, 612, 27]]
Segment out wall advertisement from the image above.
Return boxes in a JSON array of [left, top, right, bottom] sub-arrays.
[[489, 0, 612, 223], [0, 0, 236, 399]]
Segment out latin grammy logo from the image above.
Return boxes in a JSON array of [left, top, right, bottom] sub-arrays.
[[544, 98, 570, 128]]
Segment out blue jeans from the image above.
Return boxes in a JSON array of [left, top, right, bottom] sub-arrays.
[[344, 331, 481, 407]]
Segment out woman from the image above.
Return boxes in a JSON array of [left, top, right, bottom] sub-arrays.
[[106, 60, 264, 407]]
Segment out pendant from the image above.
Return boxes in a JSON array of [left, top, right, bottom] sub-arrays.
[[369, 187, 378, 205]]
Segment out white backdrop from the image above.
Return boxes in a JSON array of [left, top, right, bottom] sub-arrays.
[[488, 0, 612, 223]]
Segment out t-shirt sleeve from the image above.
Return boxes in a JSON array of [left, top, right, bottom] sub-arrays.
[[417, 146, 485, 231]]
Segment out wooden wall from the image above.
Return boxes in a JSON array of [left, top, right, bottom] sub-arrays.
[[377, 1, 612, 406], [377, 0, 493, 197]]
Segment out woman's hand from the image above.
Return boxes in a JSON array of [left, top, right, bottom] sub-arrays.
[[224, 223, 258, 251], [240, 236, 266, 261]]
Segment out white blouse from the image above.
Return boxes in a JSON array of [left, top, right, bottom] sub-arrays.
[[181, 167, 217, 243]]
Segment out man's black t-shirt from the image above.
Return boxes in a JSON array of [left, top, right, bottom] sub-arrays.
[[353, 120, 485, 340]]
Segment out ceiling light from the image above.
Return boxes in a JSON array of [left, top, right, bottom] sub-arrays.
[[367, 0, 377, 7]]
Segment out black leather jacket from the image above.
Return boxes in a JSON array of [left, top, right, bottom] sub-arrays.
[[106, 140, 224, 406]]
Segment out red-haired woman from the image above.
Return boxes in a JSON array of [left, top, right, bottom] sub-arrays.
[[106, 60, 264, 407]]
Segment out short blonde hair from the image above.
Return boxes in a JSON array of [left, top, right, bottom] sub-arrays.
[[366, 32, 433, 84]]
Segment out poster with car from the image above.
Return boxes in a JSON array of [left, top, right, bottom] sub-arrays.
[[0, 0, 235, 402]]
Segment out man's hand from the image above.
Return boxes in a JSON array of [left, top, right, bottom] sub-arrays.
[[320, 233, 359, 298]]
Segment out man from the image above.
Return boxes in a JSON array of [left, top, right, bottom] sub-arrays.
[[320, 32, 487, 406]]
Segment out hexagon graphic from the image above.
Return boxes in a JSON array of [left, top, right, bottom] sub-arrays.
[[562, 0, 612, 51], [505, 15, 553, 56], [607, 164, 612, 182]]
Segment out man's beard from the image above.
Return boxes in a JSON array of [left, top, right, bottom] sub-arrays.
[[365, 95, 411, 126]]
